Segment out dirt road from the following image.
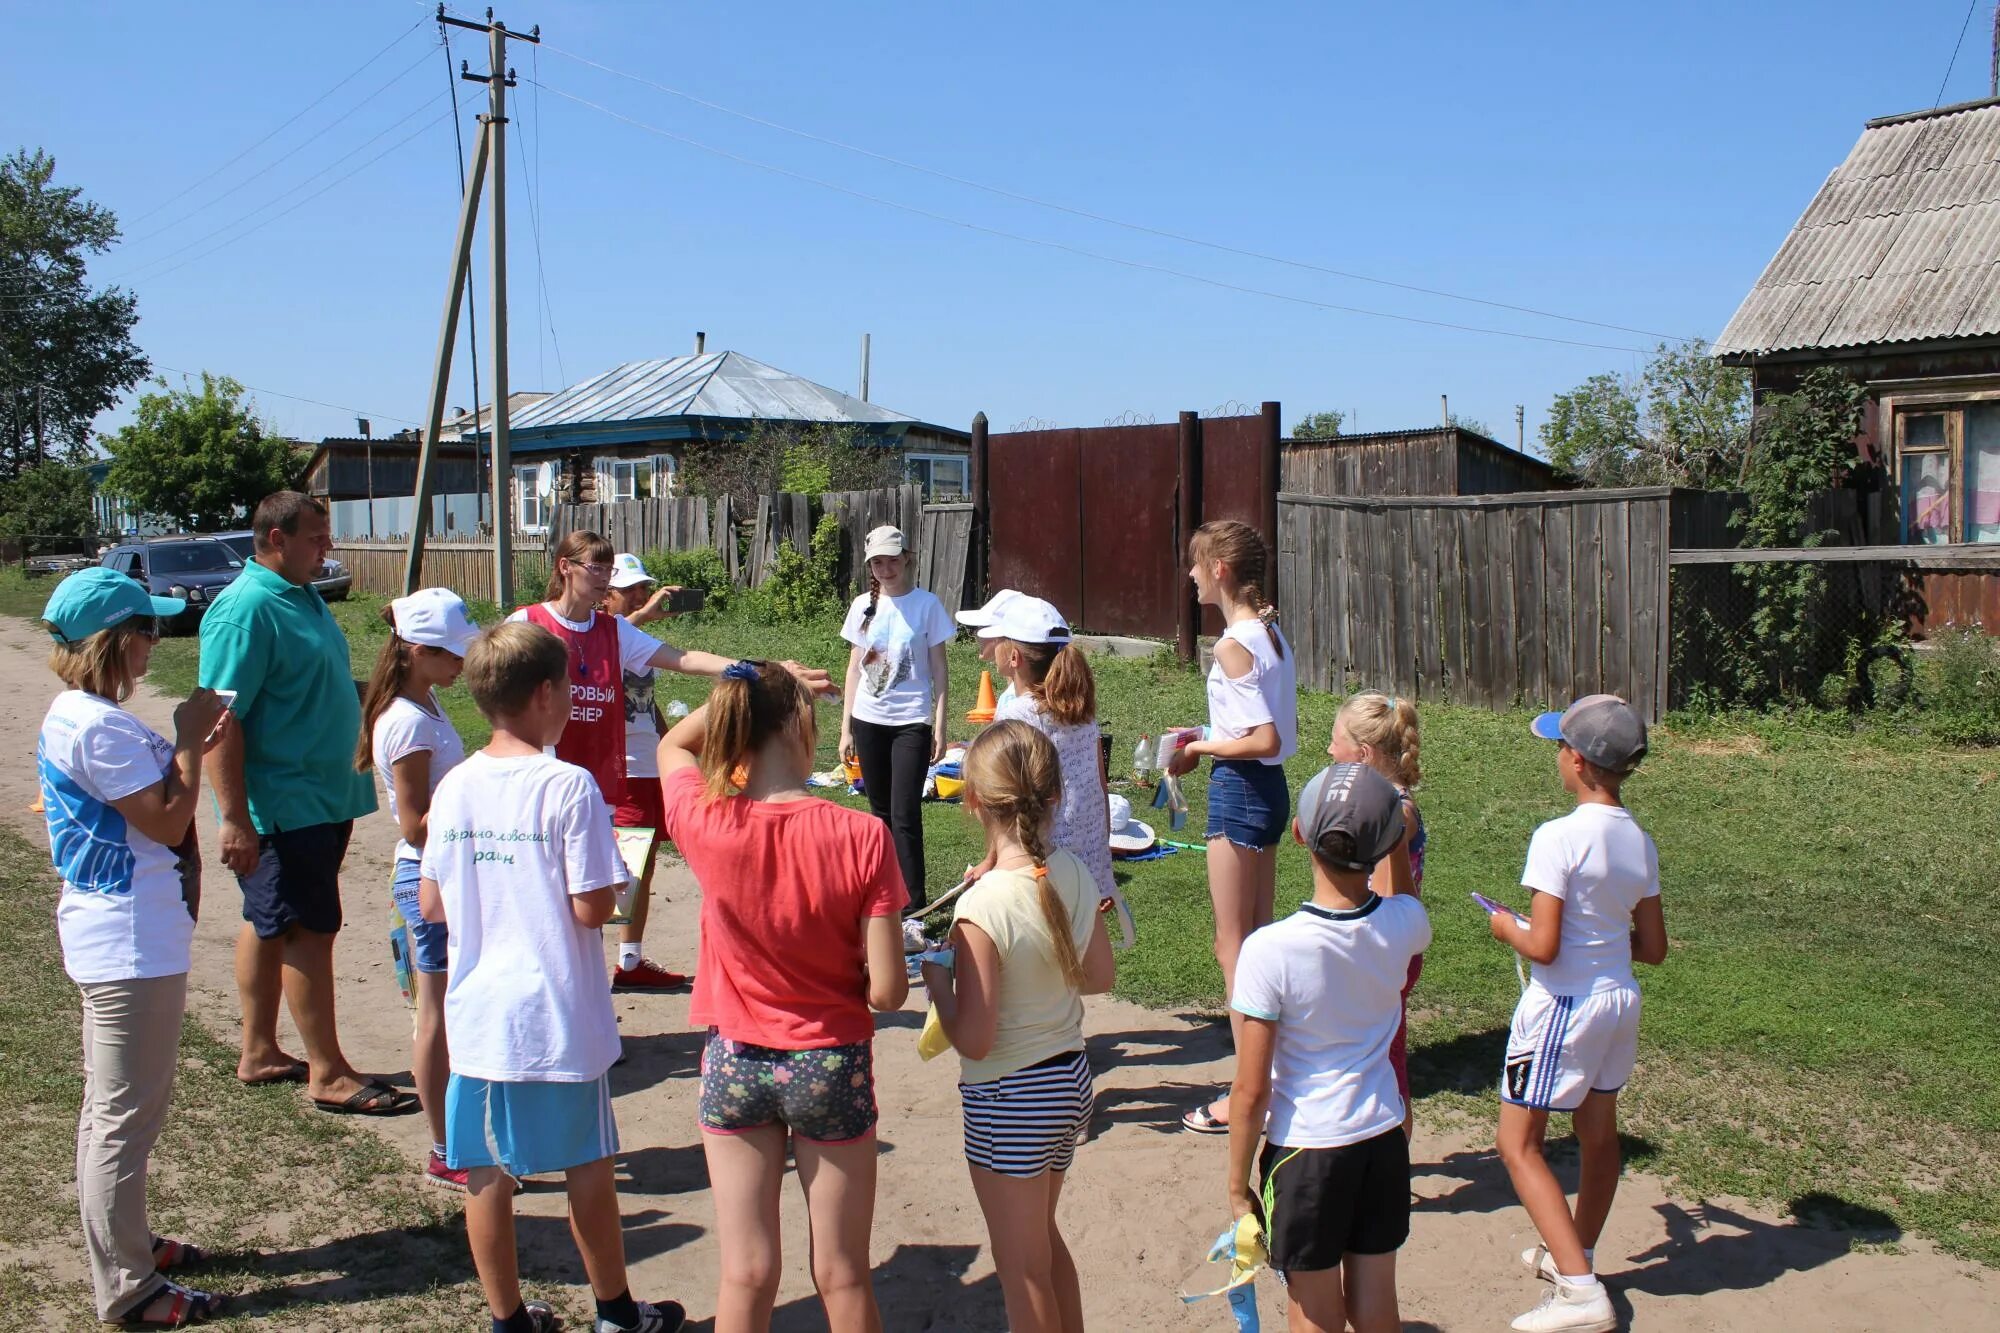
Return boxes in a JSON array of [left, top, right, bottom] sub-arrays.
[[2, 619, 1991, 1330]]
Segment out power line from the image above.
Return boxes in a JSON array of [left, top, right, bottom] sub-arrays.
[[149, 362, 418, 426], [530, 79, 1654, 355], [1936, 0, 1981, 107], [540, 39, 1691, 345], [515, 42, 565, 387], [121, 43, 439, 251], [119, 105, 454, 289], [115, 95, 450, 286], [123, 16, 427, 228]]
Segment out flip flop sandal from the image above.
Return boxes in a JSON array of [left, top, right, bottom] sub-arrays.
[[150, 1236, 208, 1272], [120, 1281, 224, 1326], [313, 1078, 421, 1117], [238, 1060, 308, 1087], [1181, 1105, 1230, 1135]]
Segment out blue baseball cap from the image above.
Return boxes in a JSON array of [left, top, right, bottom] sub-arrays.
[[42, 566, 185, 645]]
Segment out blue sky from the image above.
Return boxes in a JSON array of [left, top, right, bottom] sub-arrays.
[[8, 1, 1997, 449]]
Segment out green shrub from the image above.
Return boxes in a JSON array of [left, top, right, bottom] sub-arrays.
[[1912, 627, 2000, 744], [752, 513, 843, 623], [642, 546, 732, 614]]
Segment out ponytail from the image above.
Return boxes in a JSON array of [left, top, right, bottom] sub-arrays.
[[861, 574, 881, 626], [962, 720, 1086, 990], [1190, 519, 1284, 659], [355, 605, 415, 772], [1337, 691, 1422, 790], [699, 660, 816, 799], [1010, 638, 1096, 728]]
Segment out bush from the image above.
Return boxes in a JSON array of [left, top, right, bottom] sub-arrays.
[[642, 546, 732, 614], [751, 513, 843, 623], [1910, 628, 2000, 744]]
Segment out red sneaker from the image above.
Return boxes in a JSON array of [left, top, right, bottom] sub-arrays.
[[425, 1149, 469, 1192], [612, 958, 691, 991]]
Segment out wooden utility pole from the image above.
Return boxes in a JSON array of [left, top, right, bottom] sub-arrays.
[[1991, 1, 1999, 97], [403, 7, 538, 604]]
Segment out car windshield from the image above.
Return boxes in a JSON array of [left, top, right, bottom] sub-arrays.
[[215, 534, 254, 560], [148, 543, 240, 575]]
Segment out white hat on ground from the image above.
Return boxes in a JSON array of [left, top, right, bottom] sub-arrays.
[[978, 595, 1071, 645], [390, 587, 481, 658], [1107, 794, 1157, 855], [608, 552, 655, 589]]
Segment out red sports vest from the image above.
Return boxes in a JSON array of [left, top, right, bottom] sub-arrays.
[[525, 602, 627, 805]]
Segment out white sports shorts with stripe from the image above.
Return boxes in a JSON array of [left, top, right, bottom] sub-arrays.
[[1500, 982, 1641, 1112], [960, 1049, 1094, 1177]]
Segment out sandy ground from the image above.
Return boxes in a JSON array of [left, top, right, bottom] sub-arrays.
[[3, 620, 1995, 1331]]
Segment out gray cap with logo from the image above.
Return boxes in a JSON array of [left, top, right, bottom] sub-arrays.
[[1530, 694, 1648, 773], [1296, 762, 1406, 872]]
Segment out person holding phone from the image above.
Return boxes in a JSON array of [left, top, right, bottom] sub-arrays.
[[38, 568, 234, 1326]]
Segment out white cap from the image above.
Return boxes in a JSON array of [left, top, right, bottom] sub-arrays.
[[978, 595, 1071, 644], [390, 587, 481, 658], [955, 587, 1025, 628], [1107, 794, 1156, 853], [864, 525, 906, 559], [608, 552, 655, 589]]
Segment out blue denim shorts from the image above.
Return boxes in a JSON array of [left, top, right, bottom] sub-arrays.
[[391, 858, 448, 974], [1205, 760, 1291, 849]]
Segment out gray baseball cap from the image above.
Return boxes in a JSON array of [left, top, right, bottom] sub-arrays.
[[1531, 694, 1648, 773], [1296, 762, 1406, 872]]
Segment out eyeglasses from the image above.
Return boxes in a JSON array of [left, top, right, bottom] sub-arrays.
[[572, 561, 613, 577]]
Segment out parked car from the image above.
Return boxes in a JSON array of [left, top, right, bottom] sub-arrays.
[[210, 529, 350, 601], [98, 537, 243, 633]]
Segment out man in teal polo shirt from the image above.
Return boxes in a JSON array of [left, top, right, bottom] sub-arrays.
[[201, 492, 411, 1115]]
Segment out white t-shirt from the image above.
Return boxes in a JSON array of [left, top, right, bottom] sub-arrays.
[[420, 751, 626, 1082], [995, 693, 1115, 902], [1206, 619, 1297, 765], [1521, 803, 1660, 996], [622, 661, 662, 780], [841, 587, 955, 727], [373, 692, 465, 865], [1231, 894, 1431, 1148], [36, 691, 198, 985], [506, 604, 664, 677]]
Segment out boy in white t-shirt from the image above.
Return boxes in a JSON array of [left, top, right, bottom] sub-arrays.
[[1482, 695, 1668, 1333], [1226, 762, 1431, 1333], [417, 622, 685, 1333]]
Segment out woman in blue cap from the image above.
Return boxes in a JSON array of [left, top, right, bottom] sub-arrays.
[[35, 568, 232, 1326]]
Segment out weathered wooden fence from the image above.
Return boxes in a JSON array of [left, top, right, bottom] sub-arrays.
[[329, 540, 548, 608], [545, 496, 722, 562], [1276, 487, 1679, 719]]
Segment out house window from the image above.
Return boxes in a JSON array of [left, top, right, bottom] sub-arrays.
[[906, 453, 970, 500], [515, 463, 551, 534], [1894, 405, 2000, 544], [598, 454, 680, 502]]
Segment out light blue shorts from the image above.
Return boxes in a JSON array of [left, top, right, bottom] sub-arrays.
[[445, 1073, 620, 1177]]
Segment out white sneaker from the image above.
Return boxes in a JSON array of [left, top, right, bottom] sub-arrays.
[[1521, 1244, 1561, 1283], [1510, 1280, 1616, 1333]]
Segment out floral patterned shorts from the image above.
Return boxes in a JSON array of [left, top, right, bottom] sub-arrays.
[[698, 1031, 878, 1143]]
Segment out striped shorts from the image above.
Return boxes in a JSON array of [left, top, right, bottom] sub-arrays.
[[1500, 981, 1641, 1112], [960, 1049, 1094, 1178]]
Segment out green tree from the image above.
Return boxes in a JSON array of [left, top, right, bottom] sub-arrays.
[[1290, 409, 1345, 440], [0, 458, 95, 537], [102, 373, 304, 531], [0, 148, 147, 478], [1541, 340, 1748, 488], [684, 421, 902, 513], [1447, 412, 1496, 439]]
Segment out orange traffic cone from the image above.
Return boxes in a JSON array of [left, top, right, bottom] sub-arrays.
[[967, 670, 997, 723]]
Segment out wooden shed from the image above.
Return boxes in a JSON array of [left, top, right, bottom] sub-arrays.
[[1282, 426, 1556, 498]]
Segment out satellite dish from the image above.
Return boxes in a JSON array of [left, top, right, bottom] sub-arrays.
[[536, 461, 557, 496]]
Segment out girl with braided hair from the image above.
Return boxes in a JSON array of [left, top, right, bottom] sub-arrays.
[[1169, 519, 1299, 1136], [922, 720, 1116, 1333]]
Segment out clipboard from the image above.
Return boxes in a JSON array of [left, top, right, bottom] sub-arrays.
[[611, 826, 657, 919]]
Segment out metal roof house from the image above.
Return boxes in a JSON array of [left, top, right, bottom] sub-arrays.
[[1715, 96, 2000, 550], [481, 351, 971, 531]]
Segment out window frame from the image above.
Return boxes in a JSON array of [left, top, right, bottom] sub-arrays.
[[905, 451, 971, 501], [514, 463, 549, 535], [1886, 391, 2000, 545]]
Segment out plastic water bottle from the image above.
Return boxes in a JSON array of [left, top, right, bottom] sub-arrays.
[[666, 699, 690, 718], [1133, 734, 1152, 782]]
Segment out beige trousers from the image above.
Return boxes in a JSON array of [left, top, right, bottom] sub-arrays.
[[77, 972, 187, 1321]]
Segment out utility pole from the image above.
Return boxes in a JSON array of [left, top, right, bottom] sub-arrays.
[[1515, 404, 1525, 451], [1991, 0, 1999, 97], [404, 6, 538, 604]]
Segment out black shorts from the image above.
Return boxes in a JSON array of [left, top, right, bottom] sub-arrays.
[[238, 821, 352, 938], [1257, 1126, 1410, 1272]]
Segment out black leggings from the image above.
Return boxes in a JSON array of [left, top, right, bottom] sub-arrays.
[[850, 716, 932, 909]]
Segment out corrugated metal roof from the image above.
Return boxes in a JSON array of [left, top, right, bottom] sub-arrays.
[[1715, 97, 2000, 357], [506, 352, 920, 433]]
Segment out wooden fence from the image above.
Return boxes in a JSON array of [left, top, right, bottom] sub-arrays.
[[1276, 487, 1678, 719], [329, 539, 547, 608]]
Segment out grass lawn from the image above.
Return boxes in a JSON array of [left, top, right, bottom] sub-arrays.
[[16, 581, 2000, 1269]]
